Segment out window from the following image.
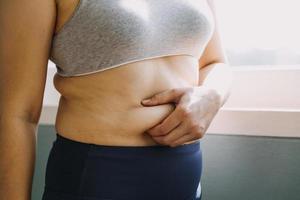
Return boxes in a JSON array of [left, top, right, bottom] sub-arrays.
[[208, 0, 300, 137], [214, 0, 300, 66]]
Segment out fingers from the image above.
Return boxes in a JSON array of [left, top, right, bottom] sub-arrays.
[[152, 117, 207, 147], [152, 120, 189, 143], [170, 133, 198, 147], [141, 87, 191, 106], [147, 105, 183, 136]]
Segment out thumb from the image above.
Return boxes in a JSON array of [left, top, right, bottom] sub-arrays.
[[141, 88, 186, 106]]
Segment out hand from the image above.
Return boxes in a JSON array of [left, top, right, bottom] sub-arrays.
[[141, 86, 222, 147]]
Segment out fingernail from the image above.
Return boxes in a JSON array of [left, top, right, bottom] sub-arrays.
[[142, 99, 151, 104]]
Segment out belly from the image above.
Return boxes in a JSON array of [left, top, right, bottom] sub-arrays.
[[53, 55, 200, 146]]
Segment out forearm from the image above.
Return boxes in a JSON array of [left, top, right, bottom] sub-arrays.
[[0, 117, 37, 200], [198, 62, 234, 107]]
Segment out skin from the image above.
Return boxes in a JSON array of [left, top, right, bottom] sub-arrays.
[[0, 0, 233, 199]]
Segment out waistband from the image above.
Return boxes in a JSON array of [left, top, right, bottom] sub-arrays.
[[55, 132, 201, 156]]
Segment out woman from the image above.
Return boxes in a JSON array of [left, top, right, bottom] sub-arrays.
[[0, 0, 233, 199]]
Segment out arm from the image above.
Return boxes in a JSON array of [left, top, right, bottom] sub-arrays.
[[198, 0, 234, 107], [0, 0, 56, 199]]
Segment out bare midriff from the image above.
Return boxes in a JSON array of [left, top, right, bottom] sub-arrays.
[[53, 55, 200, 146]]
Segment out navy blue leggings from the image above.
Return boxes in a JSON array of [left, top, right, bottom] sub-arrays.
[[42, 133, 203, 200]]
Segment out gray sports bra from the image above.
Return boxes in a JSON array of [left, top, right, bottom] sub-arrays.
[[49, 0, 215, 77]]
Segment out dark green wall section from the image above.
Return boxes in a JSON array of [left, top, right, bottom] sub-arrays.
[[32, 125, 300, 200], [200, 134, 300, 200]]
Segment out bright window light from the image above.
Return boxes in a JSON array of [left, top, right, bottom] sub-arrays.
[[214, 0, 300, 66]]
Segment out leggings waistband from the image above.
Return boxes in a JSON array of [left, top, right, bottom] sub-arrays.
[[55, 132, 201, 156]]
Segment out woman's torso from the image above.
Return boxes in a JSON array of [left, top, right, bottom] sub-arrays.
[[52, 0, 214, 146]]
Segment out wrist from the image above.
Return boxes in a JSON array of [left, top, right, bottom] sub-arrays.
[[197, 85, 223, 108]]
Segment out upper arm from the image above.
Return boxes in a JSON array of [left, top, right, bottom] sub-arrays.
[[0, 0, 56, 123], [198, 0, 228, 69]]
